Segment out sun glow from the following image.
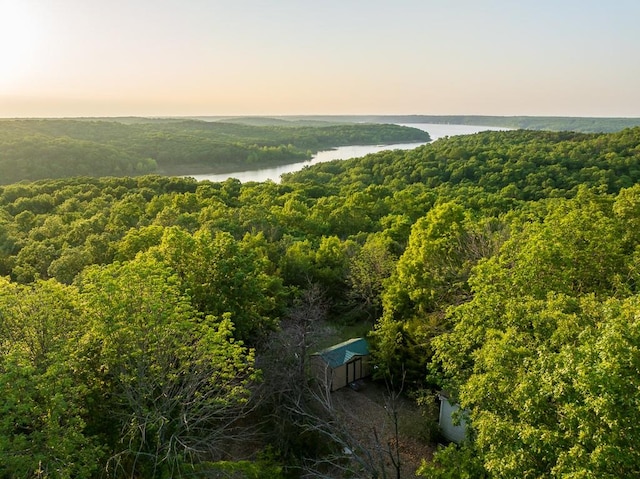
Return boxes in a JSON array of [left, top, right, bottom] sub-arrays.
[[0, 0, 43, 90]]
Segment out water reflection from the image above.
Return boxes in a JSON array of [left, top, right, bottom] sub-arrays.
[[186, 123, 508, 183]]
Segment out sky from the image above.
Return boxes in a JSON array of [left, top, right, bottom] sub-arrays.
[[1, 0, 639, 118]]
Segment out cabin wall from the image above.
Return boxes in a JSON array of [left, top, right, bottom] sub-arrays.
[[313, 354, 372, 392], [331, 364, 347, 391], [334, 356, 371, 391]]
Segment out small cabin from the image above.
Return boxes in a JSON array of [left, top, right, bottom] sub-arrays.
[[437, 392, 468, 444], [312, 338, 371, 391]]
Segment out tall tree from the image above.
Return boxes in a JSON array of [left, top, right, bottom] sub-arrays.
[[77, 257, 257, 477]]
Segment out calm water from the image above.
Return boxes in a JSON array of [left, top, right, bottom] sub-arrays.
[[186, 123, 508, 183], [397, 123, 508, 141]]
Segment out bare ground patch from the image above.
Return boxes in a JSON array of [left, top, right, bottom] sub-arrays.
[[328, 379, 436, 478]]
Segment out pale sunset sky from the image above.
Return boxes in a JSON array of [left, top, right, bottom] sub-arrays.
[[1, 0, 638, 118]]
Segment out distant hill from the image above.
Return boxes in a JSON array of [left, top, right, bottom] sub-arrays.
[[51, 114, 640, 133], [258, 115, 640, 133], [207, 117, 351, 127]]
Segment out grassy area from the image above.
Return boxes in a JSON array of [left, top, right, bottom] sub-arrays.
[[313, 320, 375, 352]]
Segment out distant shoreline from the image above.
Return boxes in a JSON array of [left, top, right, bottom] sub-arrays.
[[4, 115, 636, 134]]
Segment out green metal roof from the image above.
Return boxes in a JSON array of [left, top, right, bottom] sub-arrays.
[[314, 338, 369, 369]]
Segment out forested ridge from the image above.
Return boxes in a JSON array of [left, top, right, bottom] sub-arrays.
[[1, 127, 640, 477], [0, 118, 429, 184], [283, 115, 640, 133]]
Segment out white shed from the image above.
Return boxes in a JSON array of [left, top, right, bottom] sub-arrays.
[[437, 392, 468, 444]]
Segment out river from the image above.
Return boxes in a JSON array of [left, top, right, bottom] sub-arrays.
[[186, 123, 508, 183]]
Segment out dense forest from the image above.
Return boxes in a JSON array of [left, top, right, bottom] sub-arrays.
[[1, 126, 640, 477], [0, 119, 429, 184]]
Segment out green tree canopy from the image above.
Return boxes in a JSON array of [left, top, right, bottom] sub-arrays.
[[77, 256, 257, 477]]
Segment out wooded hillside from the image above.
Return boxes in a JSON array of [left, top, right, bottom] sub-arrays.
[[0, 118, 429, 183]]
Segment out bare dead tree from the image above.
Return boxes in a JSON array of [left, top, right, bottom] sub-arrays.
[[286, 282, 332, 384], [253, 282, 334, 460], [382, 371, 407, 479], [287, 370, 408, 479]]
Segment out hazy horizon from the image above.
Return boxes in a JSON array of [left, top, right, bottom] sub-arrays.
[[2, 1, 639, 118]]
